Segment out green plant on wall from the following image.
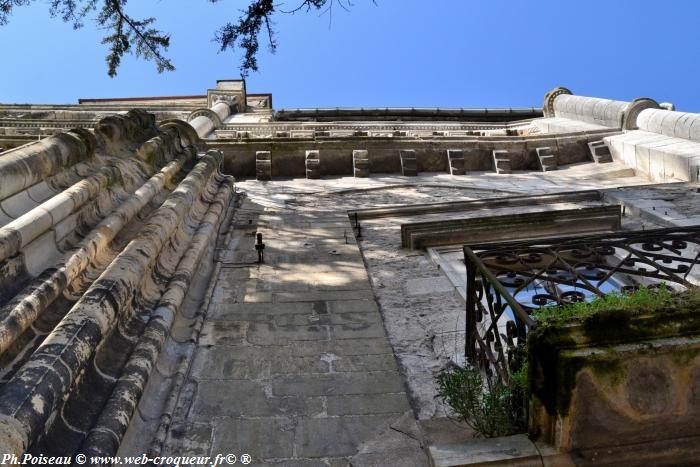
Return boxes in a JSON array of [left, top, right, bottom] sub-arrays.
[[438, 284, 692, 438], [436, 364, 526, 438], [531, 283, 676, 325]]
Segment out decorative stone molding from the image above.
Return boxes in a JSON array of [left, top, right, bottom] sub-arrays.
[[206, 87, 244, 112], [400, 205, 621, 249], [247, 94, 272, 110], [543, 87, 573, 118], [0, 99, 235, 459], [622, 97, 661, 130], [535, 147, 558, 171], [79, 169, 233, 458], [551, 94, 629, 129], [187, 108, 223, 128]]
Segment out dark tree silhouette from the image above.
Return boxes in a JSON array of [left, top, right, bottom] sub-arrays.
[[0, 0, 363, 77]]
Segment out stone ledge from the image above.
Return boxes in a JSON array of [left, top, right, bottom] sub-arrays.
[[428, 434, 540, 467], [400, 205, 622, 249]]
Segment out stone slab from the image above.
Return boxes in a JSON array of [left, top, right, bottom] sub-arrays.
[[428, 435, 540, 467]]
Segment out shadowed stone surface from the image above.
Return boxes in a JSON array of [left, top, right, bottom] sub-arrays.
[[162, 189, 428, 465]]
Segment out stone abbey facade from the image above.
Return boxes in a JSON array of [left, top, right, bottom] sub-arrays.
[[0, 80, 699, 466]]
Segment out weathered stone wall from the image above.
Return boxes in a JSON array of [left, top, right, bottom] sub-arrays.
[[0, 109, 234, 459], [212, 130, 618, 179], [528, 311, 700, 466]]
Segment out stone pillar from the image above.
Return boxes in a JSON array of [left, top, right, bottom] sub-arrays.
[[187, 83, 244, 139], [305, 150, 320, 179], [187, 100, 236, 139], [446, 149, 465, 175], [399, 150, 418, 176], [256, 151, 271, 181], [0, 129, 96, 202], [353, 150, 369, 178]]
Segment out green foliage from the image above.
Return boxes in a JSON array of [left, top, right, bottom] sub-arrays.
[[2, 0, 174, 77], [437, 365, 525, 438], [510, 360, 529, 393], [531, 284, 680, 325], [1, 0, 370, 77]]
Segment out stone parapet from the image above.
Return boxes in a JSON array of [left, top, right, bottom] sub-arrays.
[[211, 129, 620, 179], [527, 310, 700, 466]]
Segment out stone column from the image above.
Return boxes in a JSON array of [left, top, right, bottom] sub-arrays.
[[0, 129, 96, 203], [187, 98, 238, 139]]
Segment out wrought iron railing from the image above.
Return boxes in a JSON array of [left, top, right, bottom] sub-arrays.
[[463, 226, 700, 383]]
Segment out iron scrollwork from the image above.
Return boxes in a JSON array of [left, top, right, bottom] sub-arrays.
[[463, 226, 700, 383]]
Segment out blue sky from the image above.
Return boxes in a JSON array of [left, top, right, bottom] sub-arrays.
[[1, 0, 699, 110]]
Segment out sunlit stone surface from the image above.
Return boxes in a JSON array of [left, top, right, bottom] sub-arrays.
[[1, 81, 699, 466]]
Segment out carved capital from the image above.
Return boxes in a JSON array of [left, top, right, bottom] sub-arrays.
[[206, 90, 242, 113]]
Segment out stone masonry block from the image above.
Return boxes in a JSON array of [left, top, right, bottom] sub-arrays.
[[256, 151, 271, 181], [535, 146, 558, 172], [305, 150, 320, 179], [588, 140, 613, 163], [353, 150, 369, 178], [492, 149, 512, 174], [446, 149, 465, 175], [399, 150, 418, 176], [272, 372, 404, 397]]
